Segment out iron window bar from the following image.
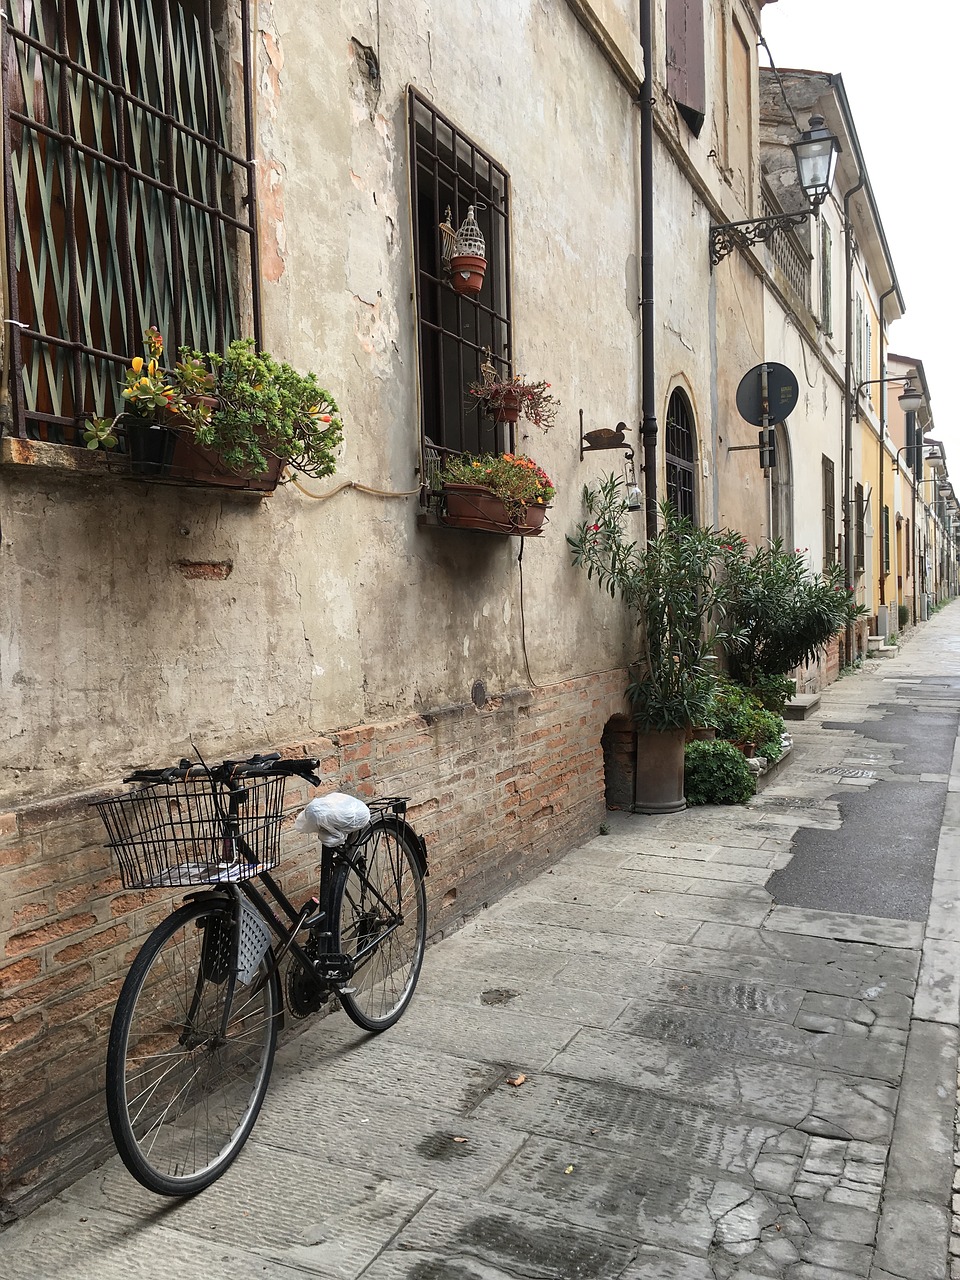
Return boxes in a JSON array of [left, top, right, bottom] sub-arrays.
[[408, 87, 513, 478], [2, 0, 260, 445]]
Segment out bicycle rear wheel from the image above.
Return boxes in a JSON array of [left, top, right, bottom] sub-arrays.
[[332, 819, 426, 1031], [106, 896, 279, 1195]]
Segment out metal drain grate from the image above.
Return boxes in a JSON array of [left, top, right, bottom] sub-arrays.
[[815, 767, 877, 779]]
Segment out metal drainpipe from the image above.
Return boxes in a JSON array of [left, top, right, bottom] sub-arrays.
[[877, 285, 897, 614], [909, 408, 918, 623], [842, 170, 865, 666], [639, 0, 658, 541]]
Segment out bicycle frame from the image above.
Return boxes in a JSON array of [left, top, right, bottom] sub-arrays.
[[186, 797, 417, 1032]]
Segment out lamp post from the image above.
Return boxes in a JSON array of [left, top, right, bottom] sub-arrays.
[[710, 115, 841, 265]]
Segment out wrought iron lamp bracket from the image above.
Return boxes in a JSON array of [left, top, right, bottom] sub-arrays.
[[709, 210, 811, 267]]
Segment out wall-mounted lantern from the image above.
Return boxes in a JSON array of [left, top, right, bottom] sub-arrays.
[[710, 115, 841, 266]]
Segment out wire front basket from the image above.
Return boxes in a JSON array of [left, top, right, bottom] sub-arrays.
[[94, 774, 287, 889]]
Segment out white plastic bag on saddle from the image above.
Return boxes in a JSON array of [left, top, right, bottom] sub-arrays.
[[295, 793, 371, 846]]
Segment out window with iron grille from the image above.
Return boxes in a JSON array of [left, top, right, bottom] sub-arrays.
[[822, 455, 836, 567], [665, 388, 697, 522], [408, 89, 511, 484], [854, 482, 865, 574], [2, 0, 259, 445]]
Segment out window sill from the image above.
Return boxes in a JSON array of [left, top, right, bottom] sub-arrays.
[[0, 436, 270, 497]]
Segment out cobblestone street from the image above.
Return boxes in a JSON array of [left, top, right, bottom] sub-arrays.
[[2, 607, 960, 1279]]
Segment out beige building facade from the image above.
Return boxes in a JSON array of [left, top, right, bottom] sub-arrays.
[[0, 0, 955, 1212]]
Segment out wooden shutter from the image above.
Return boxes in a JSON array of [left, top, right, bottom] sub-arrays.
[[666, 0, 706, 135]]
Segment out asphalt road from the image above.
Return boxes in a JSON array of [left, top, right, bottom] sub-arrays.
[[768, 675, 960, 921]]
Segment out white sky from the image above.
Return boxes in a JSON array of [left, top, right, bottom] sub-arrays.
[[760, 0, 959, 455]]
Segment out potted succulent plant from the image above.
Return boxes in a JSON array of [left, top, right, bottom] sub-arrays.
[[437, 452, 555, 536], [87, 328, 343, 491], [569, 478, 732, 813], [467, 371, 559, 429]]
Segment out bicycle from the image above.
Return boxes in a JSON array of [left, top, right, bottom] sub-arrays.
[[92, 752, 427, 1197]]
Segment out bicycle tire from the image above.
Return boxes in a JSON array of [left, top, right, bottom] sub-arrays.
[[332, 818, 427, 1031], [105, 896, 279, 1196]]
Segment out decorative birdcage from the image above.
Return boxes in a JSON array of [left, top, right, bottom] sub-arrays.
[[449, 205, 487, 297]]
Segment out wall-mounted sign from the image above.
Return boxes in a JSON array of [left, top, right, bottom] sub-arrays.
[[736, 362, 799, 427]]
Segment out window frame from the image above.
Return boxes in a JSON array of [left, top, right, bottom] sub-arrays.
[[854, 481, 865, 574], [664, 388, 697, 522], [1, 0, 260, 445], [882, 505, 891, 575], [822, 454, 836, 568], [820, 222, 833, 337], [408, 87, 513, 484]]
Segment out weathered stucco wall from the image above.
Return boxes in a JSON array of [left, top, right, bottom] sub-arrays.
[[1, 0, 642, 806], [0, 0, 646, 1209]]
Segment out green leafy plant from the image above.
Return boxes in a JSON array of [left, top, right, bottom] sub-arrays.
[[720, 539, 865, 686], [102, 329, 343, 477], [748, 673, 796, 716], [568, 480, 732, 731], [710, 679, 784, 760], [181, 338, 342, 477], [684, 739, 756, 806], [467, 371, 559, 430], [898, 604, 910, 629], [438, 452, 555, 521], [82, 416, 119, 450]]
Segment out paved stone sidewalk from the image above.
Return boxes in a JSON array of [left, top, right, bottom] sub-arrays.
[[2, 611, 960, 1279]]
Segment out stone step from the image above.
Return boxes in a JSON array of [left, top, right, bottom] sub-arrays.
[[784, 692, 821, 720]]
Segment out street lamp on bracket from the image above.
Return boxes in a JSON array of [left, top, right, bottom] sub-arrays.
[[710, 115, 841, 266], [855, 376, 923, 421]]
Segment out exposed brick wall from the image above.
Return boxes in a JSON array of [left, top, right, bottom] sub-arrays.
[[0, 671, 625, 1216]]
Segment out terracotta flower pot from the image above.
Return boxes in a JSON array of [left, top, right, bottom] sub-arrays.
[[492, 389, 521, 424], [441, 483, 547, 536], [449, 253, 486, 297]]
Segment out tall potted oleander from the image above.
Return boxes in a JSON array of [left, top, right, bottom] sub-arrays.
[[569, 480, 731, 813]]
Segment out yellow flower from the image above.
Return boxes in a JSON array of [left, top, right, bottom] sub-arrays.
[[131, 356, 143, 373]]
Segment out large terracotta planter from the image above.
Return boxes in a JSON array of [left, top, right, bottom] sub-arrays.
[[632, 726, 687, 814], [122, 418, 282, 491], [167, 431, 283, 491], [441, 483, 548, 536]]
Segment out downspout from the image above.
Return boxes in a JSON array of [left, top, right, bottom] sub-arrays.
[[639, 0, 658, 540], [842, 168, 865, 666], [877, 284, 896, 613]]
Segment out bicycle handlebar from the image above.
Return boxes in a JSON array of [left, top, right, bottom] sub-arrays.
[[124, 753, 322, 787]]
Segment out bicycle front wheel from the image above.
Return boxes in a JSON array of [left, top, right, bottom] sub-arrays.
[[106, 897, 279, 1196], [332, 819, 427, 1031]]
